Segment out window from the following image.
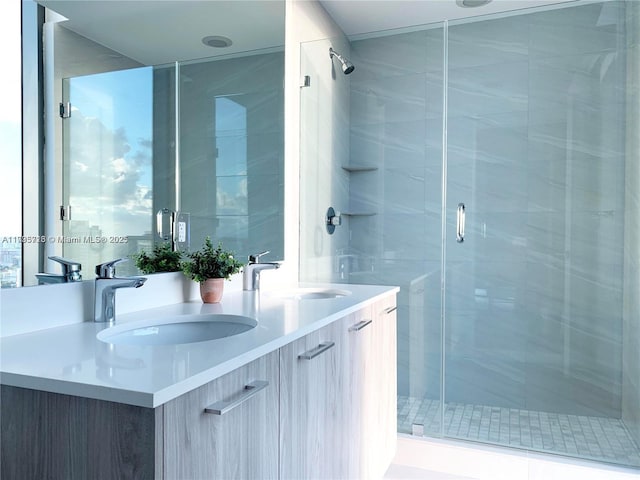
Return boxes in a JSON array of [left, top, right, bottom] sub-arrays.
[[0, 0, 23, 288], [215, 97, 248, 242]]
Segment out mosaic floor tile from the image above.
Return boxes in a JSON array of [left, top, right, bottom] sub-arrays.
[[397, 395, 640, 468]]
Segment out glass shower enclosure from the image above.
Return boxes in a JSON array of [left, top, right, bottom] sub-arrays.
[[300, 0, 640, 469]]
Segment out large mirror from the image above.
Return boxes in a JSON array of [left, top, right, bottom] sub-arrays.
[[10, 0, 284, 287]]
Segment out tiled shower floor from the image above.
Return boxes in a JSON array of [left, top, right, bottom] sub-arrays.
[[398, 396, 640, 468]]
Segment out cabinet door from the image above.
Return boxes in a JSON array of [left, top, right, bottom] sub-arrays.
[[345, 296, 398, 479], [279, 320, 348, 480], [371, 294, 398, 476], [163, 351, 279, 480], [344, 305, 375, 479]]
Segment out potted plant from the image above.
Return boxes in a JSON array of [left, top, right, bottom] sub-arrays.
[[132, 242, 182, 274], [182, 237, 244, 303]]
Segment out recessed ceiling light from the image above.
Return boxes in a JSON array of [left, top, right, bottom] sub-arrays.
[[202, 36, 233, 48], [456, 0, 492, 7]]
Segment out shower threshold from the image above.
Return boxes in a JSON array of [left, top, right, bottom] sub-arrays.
[[398, 396, 640, 469]]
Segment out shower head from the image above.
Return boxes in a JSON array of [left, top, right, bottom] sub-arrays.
[[329, 47, 355, 75]]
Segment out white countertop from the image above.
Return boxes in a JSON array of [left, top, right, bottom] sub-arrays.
[[0, 283, 398, 408]]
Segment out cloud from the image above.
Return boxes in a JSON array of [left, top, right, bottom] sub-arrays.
[[74, 161, 89, 172], [216, 177, 248, 215], [138, 138, 153, 149], [67, 110, 153, 236]]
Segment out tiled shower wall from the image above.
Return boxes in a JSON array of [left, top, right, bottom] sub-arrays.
[[623, 0, 640, 449], [348, 27, 445, 400], [346, 1, 633, 421]]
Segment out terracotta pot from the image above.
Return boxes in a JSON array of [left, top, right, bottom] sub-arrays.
[[200, 278, 225, 303]]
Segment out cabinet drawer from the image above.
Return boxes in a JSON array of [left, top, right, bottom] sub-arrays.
[[163, 351, 279, 480]]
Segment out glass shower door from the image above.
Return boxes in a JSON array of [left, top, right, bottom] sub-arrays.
[[444, 2, 639, 467], [444, 11, 531, 444], [61, 67, 154, 275]]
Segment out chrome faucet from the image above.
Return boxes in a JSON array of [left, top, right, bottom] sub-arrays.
[[242, 251, 280, 291], [94, 258, 146, 323], [35, 256, 82, 284]]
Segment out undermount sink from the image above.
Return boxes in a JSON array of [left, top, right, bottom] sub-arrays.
[[97, 314, 257, 346], [268, 288, 351, 300]]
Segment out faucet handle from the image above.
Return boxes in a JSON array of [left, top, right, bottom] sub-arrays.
[[49, 256, 82, 281], [49, 256, 81, 271], [95, 258, 128, 278], [248, 251, 270, 263]]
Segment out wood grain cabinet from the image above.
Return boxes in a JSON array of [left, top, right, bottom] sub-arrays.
[[344, 304, 375, 479], [1, 385, 159, 480], [343, 297, 398, 479], [1, 352, 279, 480], [279, 296, 398, 480], [279, 319, 348, 479], [162, 350, 279, 479], [371, 294, 398, 476], [1, 294, 397, 480]]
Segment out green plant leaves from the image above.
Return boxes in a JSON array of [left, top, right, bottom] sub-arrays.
[[182, 237, 244, 282], [132, 243, 182, 274]]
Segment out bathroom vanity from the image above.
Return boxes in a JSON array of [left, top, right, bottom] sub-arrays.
[[0, 284, 398, 480]]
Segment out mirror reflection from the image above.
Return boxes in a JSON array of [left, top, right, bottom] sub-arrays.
[[7, 0, 285, 287], [61, 66, 155, 277]]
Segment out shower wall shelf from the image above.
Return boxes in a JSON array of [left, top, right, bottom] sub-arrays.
[[342, 212, 377, 217], [341, 165, 378, 217], [341, 165, 378, 172]]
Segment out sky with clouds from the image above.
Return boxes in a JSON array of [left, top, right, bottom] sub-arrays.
[[67, 68, 153, 237], [1, 0, 21, 236]]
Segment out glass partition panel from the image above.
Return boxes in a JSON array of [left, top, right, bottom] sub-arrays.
[[300, 24, 446, 437], [298, 36, 352, 283], [62, 66, 155, 276], [178, 50, 285, 260], [348, 26, 446, 438]]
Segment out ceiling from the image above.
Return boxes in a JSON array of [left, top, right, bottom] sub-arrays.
[[319, 0, 580, 37], [37, 0, 582, 65], [37, 1, 285, 66]]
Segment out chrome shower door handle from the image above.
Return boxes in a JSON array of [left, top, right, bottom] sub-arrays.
[[156, 208, 174, 241], [456, 203, 466, 243]]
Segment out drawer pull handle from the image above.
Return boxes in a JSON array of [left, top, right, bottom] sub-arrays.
[[384, 306, 397, 314], [204, 380, 269, 415], [349, 319, 373, 332], [298, 342, 335, 360]]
